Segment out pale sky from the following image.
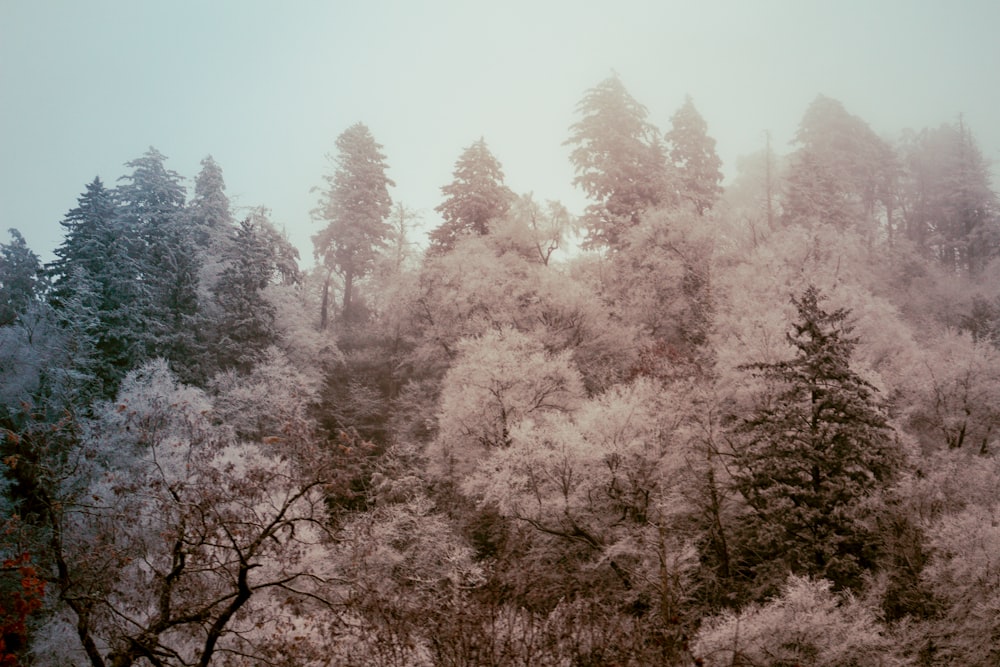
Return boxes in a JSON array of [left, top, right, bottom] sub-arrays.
[[2, 0, 999, 265]]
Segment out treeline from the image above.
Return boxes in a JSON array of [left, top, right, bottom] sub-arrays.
[[1, 73, 1000, 665]]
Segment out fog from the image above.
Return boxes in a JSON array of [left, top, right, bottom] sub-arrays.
[[2, 0, 998, 263]]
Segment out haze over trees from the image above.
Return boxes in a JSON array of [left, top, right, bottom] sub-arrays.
[[2, 72, 1000, 665]]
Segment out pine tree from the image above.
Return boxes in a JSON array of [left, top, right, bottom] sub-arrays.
[[212, 211, 279, 373], [188, 155, 233, 248], [0, 229, 41, 326], [116, 147, 199, 363], [783, 96, 896, 238], [47, 178, 148, 395], [665, 95, 723, 215], [901, 120, 999, 274], [429, 138, 514, 254], [312, 123, 394, 323], [733, 286, 900, 589], [565, 74, 669, 249], [47, 177, 118, 307]]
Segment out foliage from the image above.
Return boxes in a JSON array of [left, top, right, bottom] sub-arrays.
[[0, 230, 41, 328], [693, 576, 908, 666], [313, 123, 394, 321], [565, 74, 669, 248], [732, 286, 900, 590], [429, 138, 514, 254], [665, 95, 724, 216]]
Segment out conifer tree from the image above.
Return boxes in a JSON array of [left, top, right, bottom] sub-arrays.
[[212, 211, 280, 373], [313, 123, 394, 323], [429, 138, 514, 254], [565, 74, 668, 249], [0, 229, 41, 327], [188, 155, 233, 248], [665, 95, 724, 215], [733, 286, 900, 589], [47, 178, 147, 395]]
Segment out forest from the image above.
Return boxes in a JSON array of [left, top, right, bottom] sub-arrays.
[[2, 73, 1000, 666]]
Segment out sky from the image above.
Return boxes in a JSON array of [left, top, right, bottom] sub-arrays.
[[2, 0, 999, 266]]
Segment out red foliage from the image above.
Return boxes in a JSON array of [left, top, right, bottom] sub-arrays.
[[0, 552, 45, 667]]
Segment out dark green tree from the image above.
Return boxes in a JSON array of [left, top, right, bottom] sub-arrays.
[[47, 177, 118, 307], [733, 286, 900, 590], [665, 95, 723, 215], [47, 178, 147, 396], [0, 229, 41, 326], [565, 74, 669, 249], [211, 210, 281, 373], [116, 148, 199, 364], [429, 138, 514, 254], [313, 123, 394, 324]]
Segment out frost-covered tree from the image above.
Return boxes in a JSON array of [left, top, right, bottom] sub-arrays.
[[32, 361, 341, 667], [0, 229, 41, 327], [565, 74, 668, 248], [434, 327, 585, 477], [900, 120, 999, 274], [733, 286, 900, 589], [429, 138, 514, 254], [46, 177, 148, 395], [313, 123, 394, 323], [665, 95, 723, 216], [783, 96, 896, 238], [116, 147, 201, 367], [188, 154, 233, 248], [693, 576, 906, 666], [211, 210, 281, 373]]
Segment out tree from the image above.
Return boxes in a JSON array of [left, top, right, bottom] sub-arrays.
[[115, 147, 200, 366], [489, 193, 573, 266], [428, 138, 514, 254], [313, 123, 394, 323], [188, 155, 233, 248], [565, 74, 669, 249], [46, 177, 148, 396], [693, 576, 905, 666], [733, 286, 900, 589], [0, 229, 41, 327], [783, 96, 896, 239], [900, 120, 999, 274], [32, 361, 341, 667], [210, 209, 284, 373], [47, 177, 118, 309], [665, 95, 723, 216], [433, 327, 585, 478]]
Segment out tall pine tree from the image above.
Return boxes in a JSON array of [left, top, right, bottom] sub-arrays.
[[429, 138, 514, 254], [565, 74, 668, 249], [312, 123, 394, 324], [665, 95, 723, 216], [733, 286, 900, 590]]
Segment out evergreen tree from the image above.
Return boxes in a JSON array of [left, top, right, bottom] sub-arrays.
[[47, 177, 118, 307], [312, 123, 394, 323], [0, 229, 41, 326], [733, 286, 900, 589], [47, 178, 148, 396], [665, 95, 724, 216], [783, 96, 896, 238], [188, 155, 233, 248], [116, 147, 199, 364], [901, 120, 999, 274], [565, 74, 668, 249], [211, 211, 279, 373], [429, 138, 514, 254]]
